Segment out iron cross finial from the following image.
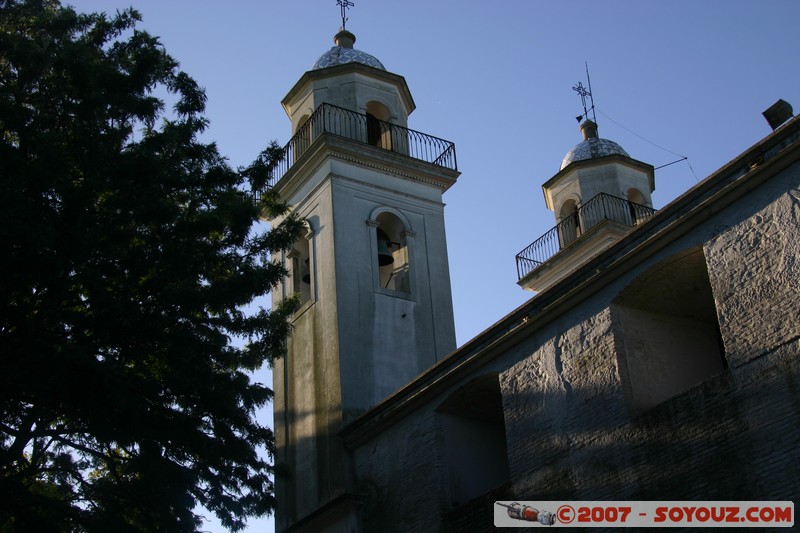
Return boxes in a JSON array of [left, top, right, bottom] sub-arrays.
[[572, 63, 597, 123], [337, 0, 354, 30], [572, 81, 591, 122]]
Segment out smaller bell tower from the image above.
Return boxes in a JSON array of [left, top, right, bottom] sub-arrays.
[[517, 118, 655, 293], [544, 119, 655, 224], [268, 24, 459, 531]]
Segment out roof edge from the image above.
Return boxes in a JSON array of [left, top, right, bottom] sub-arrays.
[[339, 115, 800, 449]]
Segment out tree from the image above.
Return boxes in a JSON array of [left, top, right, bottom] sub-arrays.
[[0, 1, 302, 530]]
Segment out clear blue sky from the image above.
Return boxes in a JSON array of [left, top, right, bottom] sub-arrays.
[[65, 1, 800, 531]]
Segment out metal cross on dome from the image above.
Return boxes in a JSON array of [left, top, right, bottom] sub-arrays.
[[337, 0, 354, 30], [572, 63, 597, 124]]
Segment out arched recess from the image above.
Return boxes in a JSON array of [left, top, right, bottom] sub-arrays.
[[293, 113, 312, 162], [558, 197, 581, 247], [287, 220, 314, 305], [626, 187, 649, 225], [612, 247, 726, 414], [436, 374, 510, 508], [369, 207, 412, 293], [627, 187, 647, 205], [365, 100, 393, 150]]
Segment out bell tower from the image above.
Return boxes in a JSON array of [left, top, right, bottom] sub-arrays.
[[267, 26, 459, 531], [516, 118, 656, 293]]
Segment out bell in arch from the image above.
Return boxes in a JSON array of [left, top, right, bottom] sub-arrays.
[[301, 258, 311, 284], [376, 228, 394, 266]]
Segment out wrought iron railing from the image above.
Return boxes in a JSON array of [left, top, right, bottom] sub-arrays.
[[515, 193, 656, 280], [253, 103, 457, 196]]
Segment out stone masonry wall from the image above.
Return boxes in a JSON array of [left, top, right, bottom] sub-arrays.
[[500, 309, 629, 490], [351, 410, 445, 533], [345, 158, 800, 533], [705, 185, 800, 368], [497, 182, 800, 515]]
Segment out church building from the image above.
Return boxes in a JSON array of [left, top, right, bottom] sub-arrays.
[[263, 21, 800, 533]]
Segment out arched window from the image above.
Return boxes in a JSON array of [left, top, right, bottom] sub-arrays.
[[558, 198, 581, 247], [294, 114, 311, 162], [627, 188, 648, 225], [373, 211, 410, 293], [288, 226, 313, 305], [365, 101, 392, 150]]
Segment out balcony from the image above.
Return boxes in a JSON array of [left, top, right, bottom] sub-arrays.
[[253, 103, 457, 197], [516, 193, 656, 281]]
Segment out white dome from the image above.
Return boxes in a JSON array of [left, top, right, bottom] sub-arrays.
[[560, 137, 629, 170], [312, 47, 385, 70]]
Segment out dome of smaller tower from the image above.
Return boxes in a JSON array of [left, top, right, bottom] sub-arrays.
[[312, 30, 386, 71], [560, 120, 629, 170]]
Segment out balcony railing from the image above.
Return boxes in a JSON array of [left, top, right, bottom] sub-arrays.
[[253, 103, 457, 195], [515, 193, 656, 280]]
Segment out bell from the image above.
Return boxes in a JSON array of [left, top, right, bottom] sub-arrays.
[[301, 258, 311, 284], [376, 229, 394, 266]]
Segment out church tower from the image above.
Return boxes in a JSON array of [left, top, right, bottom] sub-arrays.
[[266, 26, 459, 531], [516, 119, 656, 292]]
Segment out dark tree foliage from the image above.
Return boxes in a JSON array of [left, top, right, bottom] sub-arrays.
[[0, 1, 302, 530]]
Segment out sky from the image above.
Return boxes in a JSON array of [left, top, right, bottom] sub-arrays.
[[64, 1, 800, 531]]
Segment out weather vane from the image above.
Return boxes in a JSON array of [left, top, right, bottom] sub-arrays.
[[337, 0, 354, 30], [572, 62, 597, 123]]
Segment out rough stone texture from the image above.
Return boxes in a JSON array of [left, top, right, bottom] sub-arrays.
[[501, 310, 630, 496], [352, 411, 445, 533], [704, 186, 800, 367], [496, 174, 800, 515], [500, 311, 625, 479], [504, 337, 800, 503]]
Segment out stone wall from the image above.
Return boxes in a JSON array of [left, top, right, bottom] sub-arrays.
[[352, 411, 445, 533], [497, 178, 800, 515], [342, 136, 800, 533], [705, 185, 800, 368], [501, 309, 629, 487]]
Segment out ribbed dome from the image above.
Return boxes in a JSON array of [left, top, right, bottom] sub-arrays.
[[312, 30, 386, 71], [560, 120, 629, 170]]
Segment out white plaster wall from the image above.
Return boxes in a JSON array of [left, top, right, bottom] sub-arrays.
[[273, 180, 350, 528], [286, 71, 411, 130], [548, 161, 653, 221], [331, 176, 456, 418]]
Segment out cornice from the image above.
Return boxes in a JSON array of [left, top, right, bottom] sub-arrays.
[[272, 134, 459, 202]]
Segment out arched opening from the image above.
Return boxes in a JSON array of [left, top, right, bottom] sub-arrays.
[[627, 188, 648, 225], [437, 374, 509, 508], [294, 114, 311, 162], [365, 101, 392, 150], [613, 248, 726, 414], [558, 198, 581, 246], [288, 234, 312, 304], [627, 188, 646, 205], [375, 212, 409, 293]]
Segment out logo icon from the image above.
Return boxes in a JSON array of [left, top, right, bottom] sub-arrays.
[[496, 502, 556, 525]]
